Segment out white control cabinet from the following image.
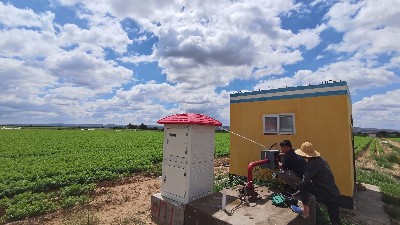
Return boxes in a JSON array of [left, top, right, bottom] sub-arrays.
[[161, 124, 215, 204]]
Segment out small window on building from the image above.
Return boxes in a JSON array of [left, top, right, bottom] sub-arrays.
[[263, 114, 295, 135]]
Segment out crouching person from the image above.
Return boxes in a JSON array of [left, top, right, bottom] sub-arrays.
[[295, 142, 341, 225], [277, 140, 306, 193]]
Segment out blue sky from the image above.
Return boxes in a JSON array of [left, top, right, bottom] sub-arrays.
[[0, 0, 399, 129]]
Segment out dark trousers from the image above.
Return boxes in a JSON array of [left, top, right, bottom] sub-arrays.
[[299, 183, 341, 225]]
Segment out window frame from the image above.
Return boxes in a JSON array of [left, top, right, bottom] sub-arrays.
[[262, 113, 296, 135]]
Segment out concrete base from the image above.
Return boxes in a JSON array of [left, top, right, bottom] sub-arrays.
[[151, 193, 185, 225], [185, 186, 315, 225], [353, 184, 391, 225]]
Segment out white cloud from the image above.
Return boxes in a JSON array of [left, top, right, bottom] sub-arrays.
[[1, 0, 398, 129], [288, 25, 326, 50], [310, 0, 336, 8], [0, 58, 57, 97], [119, 54, 155, 64], [112, 82, 230, 124], [385, 56, 400, 70], [45, 50, 133, 91], [0, 58, 60, 123], [0, 2, 55, 31], [326, 0, 400, 55], [58, 0, 323, 89], [59, 15, 132, 56], [254, 76, 301, 90], [353, 89, 400, 129], [255, 58, 399, 92], [134, 35, 147, 43], [0, 28, 60, 59]]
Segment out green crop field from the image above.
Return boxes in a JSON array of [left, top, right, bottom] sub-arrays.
[[0, 129, 229, 221], [369, 138, 377, 154], [388, 138, 400, 143], [0, 129, 380, 222], [354, 136, 373, 156]]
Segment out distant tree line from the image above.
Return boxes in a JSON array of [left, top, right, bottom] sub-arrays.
[[127, 123, 161, 131], [354, 131, 400, 137], [216, 129, 229, 133]]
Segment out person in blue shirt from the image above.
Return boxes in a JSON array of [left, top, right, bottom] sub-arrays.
[[277, 140, 306, 191]]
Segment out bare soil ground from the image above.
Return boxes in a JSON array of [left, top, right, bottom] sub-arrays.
[[387, 139, 400, 149], [356, 145, 373, 167], [356, 142, 400, 178], [345, 183, 391, 225], [6, 157, 231, 225], [7, 175, 161, 225]]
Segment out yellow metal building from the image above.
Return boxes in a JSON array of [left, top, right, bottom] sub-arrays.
[[230, 81, 355, 208]]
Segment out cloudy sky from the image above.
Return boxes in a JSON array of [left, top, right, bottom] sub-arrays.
[[0, 0, 399, 129]]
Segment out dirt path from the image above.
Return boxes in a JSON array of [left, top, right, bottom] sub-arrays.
[[355, 145, 374, 169], [387, 139, 400, 149], [349, 184, 391, 225], [356, 144, 371, 160]]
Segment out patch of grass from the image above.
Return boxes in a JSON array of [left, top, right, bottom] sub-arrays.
[[60, 195, 90, 209], [357, 168, 400, 223], [369, 139, 377, 155], [357, 169, 400, 197], [316, 204, 362, 225], [388, 143, 400, 153], [114, 215, 146, 225], [253, 174, 285, 190], [386, 152, 400, 164], [60, 184, 96, 197], [374, 156, 394, 169], [377, 141, 384, 154], [62, 207, 100, 225], [0, 192, 57, 221], [0, 184, 95, 222], [213, 174, 246, 192], [146, 162, 162, 176]]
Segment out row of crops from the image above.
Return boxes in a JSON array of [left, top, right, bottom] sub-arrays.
[[0, 129, 229, 221], [354, 136, 373, 156], [368, 138, 377, 154], [0, 129, 383, 222]]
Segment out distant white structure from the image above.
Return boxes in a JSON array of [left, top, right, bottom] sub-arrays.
[[1, 127, 20, 130]]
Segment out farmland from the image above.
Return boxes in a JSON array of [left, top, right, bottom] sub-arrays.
[[388, 138, 400, 144], [356, 138, 400, 224], [0, 129, 229, 222], [354, 136, 373, 156], [0, 129, 393, 223]]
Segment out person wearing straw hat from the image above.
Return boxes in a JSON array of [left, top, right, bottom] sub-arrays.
[[292, 142, 341, 225]]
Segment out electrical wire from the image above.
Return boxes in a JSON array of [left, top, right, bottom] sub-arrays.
[[220, 128, 266, 149]]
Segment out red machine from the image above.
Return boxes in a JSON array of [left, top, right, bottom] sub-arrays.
[[238, 149, 282, 202]]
